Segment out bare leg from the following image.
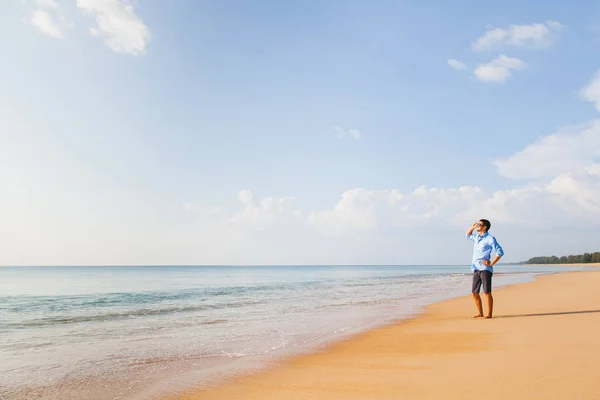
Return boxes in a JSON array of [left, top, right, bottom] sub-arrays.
[[472, 293, 483, 318], [484, 293, 493, 318]]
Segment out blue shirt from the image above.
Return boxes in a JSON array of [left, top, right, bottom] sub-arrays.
[[466, 232, 504, 272]]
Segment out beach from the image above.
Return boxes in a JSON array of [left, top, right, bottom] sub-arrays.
[[169, 268, 600, 400], [3, 264, 552, 399], [2, 265, 597, 399]]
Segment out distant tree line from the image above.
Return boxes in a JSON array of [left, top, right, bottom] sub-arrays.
[[524, 252, 600, 264]]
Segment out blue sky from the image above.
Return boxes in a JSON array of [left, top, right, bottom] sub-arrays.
[[2, 0, 600, 265]]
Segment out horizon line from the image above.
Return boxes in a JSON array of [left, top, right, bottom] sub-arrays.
[[0, 262, 525, 268]]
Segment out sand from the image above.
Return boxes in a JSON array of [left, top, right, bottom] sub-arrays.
[[168, 269, 600, 400]]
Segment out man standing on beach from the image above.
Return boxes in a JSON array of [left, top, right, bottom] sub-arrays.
[[466, 219, 504, 319]]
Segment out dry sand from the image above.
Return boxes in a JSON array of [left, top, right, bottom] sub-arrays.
[[168, 269, 600, 400]]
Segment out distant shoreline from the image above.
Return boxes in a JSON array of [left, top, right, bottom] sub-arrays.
[[520, 262, 600, 267]]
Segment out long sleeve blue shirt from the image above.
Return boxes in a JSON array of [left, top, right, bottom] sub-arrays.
[[466, 232, 504, 273]]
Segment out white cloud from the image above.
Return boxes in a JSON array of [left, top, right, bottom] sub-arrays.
[[447, 59, 467, 70], [29, 9, 65, 39], [472, 21, 565, 52], [547, 165, 600, 214], [348, 129, 361, 140], [37, 0, 58, 8], [473, 55, 525, 83], [452, 185, 562, 229], [494, 120, 600, 180], [489, 166, 600, 225], [228, 190, 300, 231], [76, 0, 151, 55], [307, 168, 600, 239], [307, 186, 484, 236], [333, 125, 361, 140], [307, 188, 385, 235], [313, 119, 600, 234], [580, 70, 600, 113]]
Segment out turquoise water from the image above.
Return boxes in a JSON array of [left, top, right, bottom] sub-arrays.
[[0, 264, 587, 399]]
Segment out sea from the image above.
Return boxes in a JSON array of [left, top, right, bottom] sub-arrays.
[[0, 264, 589, 399]]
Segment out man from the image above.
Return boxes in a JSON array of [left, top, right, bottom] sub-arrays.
[[466, 219, 504, 319]]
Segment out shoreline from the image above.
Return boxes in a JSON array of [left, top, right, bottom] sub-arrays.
[[166, 268, 600, 400], [520, 262, 600, 267]]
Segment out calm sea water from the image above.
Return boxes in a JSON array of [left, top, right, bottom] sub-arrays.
[[0, 264, 587, 399]]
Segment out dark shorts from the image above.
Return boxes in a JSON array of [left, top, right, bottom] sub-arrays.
[[472, 270, 493, 294]]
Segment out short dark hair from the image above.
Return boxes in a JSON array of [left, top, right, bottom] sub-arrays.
[[479, 219, 491, 231]]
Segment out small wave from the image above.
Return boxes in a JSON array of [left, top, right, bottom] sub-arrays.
[[7, 303, 254, 328], [316, 296, 421, 309], [199, 319, 228, 325], [0, 283, 296, 314], [126, 352, 229, 366], [1, 341, 54, 350]]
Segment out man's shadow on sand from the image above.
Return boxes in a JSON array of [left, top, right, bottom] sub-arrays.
[[496, 309, 600, 319]]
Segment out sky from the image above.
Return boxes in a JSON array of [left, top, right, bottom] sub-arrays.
[[2, 0, 600, 266]]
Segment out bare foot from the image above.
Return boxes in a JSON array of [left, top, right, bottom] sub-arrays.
[[473, 314, 484, 318], [484, 315, 493, 319]]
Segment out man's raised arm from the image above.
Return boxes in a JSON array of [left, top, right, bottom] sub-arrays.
[[466, 222, 478, 240]]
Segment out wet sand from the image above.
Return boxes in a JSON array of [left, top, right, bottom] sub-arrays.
[[167, 268, 600, 400]]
